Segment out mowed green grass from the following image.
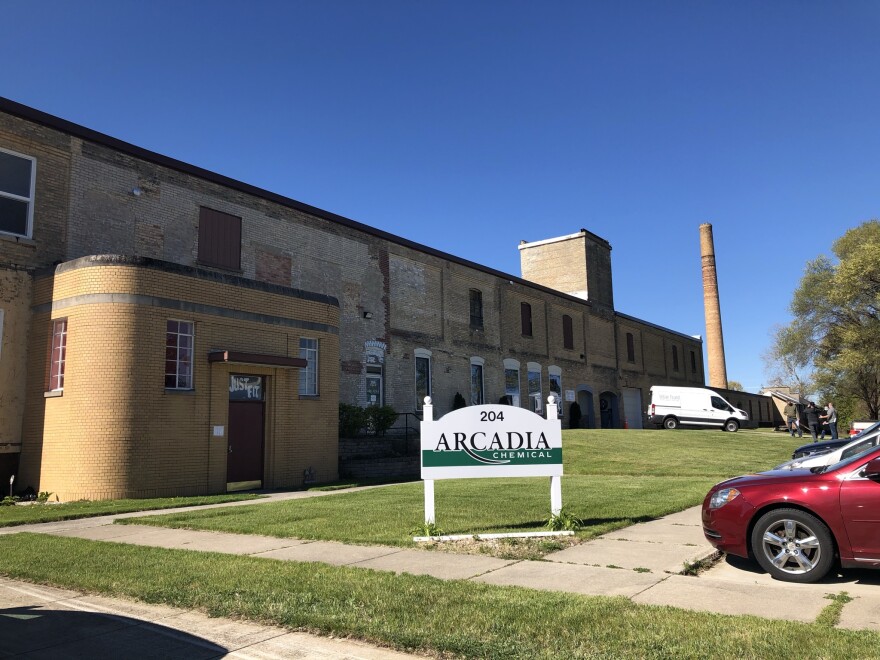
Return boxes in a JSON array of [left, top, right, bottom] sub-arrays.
[[0, 494, 260, 528], [119, 428, 802, 544], [1, 533, 877, 659]]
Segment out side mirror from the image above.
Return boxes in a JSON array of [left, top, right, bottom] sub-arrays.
[[863, 457, 880, 478]]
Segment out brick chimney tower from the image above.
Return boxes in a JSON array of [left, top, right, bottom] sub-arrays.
[[699, 223, 728, 389]]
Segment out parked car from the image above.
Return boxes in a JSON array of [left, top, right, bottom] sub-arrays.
[[790, 421, 880, 460], [775, 425, 880, 470], [702, 444, 880, 583], [646, 386, 748, 432], [850, 420, 880, 436]]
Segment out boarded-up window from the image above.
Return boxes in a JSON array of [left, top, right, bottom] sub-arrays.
[[626, 332, 635, 362], [198, 207, 241, 270], [469, 289, 483, 329], [521, 302, 532, 336], [562, 315, 573, 350], [690, 350, 697, 374], [672, 345, 679, 371]]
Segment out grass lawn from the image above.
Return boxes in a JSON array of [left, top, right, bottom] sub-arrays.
[[0, 494, 260, 528], [0, 533, 876, 659], [118, 428, 802, 547]]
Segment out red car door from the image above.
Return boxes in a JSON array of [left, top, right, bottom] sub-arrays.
[[840, 464, 880, 560]]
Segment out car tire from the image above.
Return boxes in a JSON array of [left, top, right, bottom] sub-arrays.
[[750, 508, 835, 583], [724, 419, 739, 432], [663, 417, 678, 430]]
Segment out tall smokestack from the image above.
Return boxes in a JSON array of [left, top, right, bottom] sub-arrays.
[[699, 223, 728, 389]]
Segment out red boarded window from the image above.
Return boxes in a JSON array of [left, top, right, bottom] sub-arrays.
[[198, 207, 241, 271], [48, 319, 67, 391], [521, 302, 532, 337], [563, 315, 573, 350]]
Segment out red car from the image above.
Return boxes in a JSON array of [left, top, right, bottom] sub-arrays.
[[702, 444, 880, 583]]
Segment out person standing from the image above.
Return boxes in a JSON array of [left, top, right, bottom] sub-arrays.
[[783, 401, 802, 437], [805, 402, 822, 441], [820, 402, 838, 440]]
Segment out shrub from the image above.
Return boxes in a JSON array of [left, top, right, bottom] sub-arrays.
[[452, 392, 467, 410], [339, 403, 367, 438], [546, 506, 583, 531], [365, 405, 398, 436], [569, 401, 582, 429]]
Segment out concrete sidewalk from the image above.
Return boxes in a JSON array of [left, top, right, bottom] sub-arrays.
[[3, 494, 880, 657]]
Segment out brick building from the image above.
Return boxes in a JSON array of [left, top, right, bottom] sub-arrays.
[[0, 97, 760, 499]]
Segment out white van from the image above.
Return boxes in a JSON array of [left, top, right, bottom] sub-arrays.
[[647, 386, 749, 432]]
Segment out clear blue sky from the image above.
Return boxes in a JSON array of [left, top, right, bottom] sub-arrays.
[[4, 1, 879, 392]]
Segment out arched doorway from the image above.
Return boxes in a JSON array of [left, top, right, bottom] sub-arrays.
[[599, 391, 620, 429], [576, 386, 595, 429]]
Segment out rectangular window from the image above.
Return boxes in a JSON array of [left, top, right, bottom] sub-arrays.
[[690, 350, 697, 374], [469, 289, 483, 329], [528, 366, 541, 413], [504, 367, 520, 407], [165, 320, 194, 389], [299, 338, 319, 395], [548, 370, 562, 418], [415, 355, 431, 409], [198, 207, 242, 271], [521, 302, 532, 337], [48, 319, 67, 391], [626, 332, 635, 362], [470, 363, 484, 406], [562, 315, 573, 350], [0, 147, 36, 239], [672, 345, 679, 372]]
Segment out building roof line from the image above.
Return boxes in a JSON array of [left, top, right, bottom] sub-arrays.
[[3, 96, 689, 339]]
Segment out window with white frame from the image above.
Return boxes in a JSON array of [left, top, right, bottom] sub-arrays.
[[503, 358, 520, 407], [548, 365, 563, 418], [470, 356, 485, 406], [0, 147, 36, 239], [527, 362, 542, 413], [48, 318, 67, 391], [299, 338, 319, 395], [415, 348, 432, 409], [165, 320, 194, 389]]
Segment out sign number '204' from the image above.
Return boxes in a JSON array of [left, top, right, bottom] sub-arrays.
[[480, 410, 504, 422]]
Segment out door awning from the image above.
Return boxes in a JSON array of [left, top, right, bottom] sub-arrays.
[[208, 350, 307, 368]]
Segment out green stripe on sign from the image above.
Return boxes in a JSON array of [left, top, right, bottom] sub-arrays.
[[422, 449, 562, 468]]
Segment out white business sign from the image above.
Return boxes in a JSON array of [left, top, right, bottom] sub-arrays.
[[419, 396, 564, 525], [421, 404, 563, 480]]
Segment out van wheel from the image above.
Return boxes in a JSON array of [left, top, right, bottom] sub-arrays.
[[663, 417, 679, 430], [724, 419, 739, 432]]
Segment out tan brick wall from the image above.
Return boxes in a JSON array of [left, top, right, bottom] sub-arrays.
[[2, 106, 708, 438], [0, 268, 31, 453], [18, 258, 339, 501], [519, 236, 588, 299]]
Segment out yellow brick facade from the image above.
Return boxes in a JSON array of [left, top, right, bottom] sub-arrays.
[[18, 256, 339, 501]]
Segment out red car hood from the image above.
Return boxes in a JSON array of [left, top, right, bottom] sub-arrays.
[[712, 468, 820, 492]]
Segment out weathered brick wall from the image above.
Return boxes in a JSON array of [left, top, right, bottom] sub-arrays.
[[519, 235, 588, 299], [3, 105, 710, 444], [18, 257, 339, 500], [0, 269, 31, 454]]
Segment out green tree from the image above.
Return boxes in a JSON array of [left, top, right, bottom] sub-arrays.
[[769, 221, 880, 419], [727, 380, 744, 391]]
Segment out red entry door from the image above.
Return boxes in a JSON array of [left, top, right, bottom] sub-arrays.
[[227, 375, 265, 489]]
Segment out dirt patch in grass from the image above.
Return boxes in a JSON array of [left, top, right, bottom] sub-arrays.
[[419, 534, 581, 560]]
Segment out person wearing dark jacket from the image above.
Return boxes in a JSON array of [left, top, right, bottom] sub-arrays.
[[805, 402, 822, 441]]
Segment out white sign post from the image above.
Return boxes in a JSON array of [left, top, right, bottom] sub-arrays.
[[420, 395, 563, 529]]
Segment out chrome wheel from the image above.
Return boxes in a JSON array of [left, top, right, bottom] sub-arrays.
[[751, 508, 834, 583]]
